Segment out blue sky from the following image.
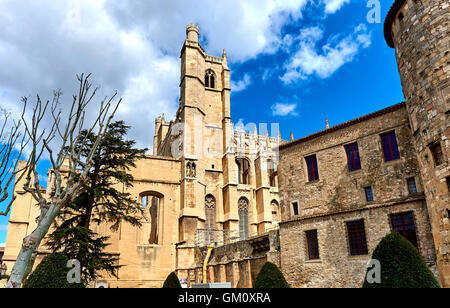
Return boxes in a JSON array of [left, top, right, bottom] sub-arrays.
[[0, 0, 404, 244]]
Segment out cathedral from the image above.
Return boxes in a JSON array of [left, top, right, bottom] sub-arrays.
[[2, 23, 282, 288], [2, 0, 449, 288]]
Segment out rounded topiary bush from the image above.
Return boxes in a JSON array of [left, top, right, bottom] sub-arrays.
[[254, 262, 290, 288], [363, 232, 440, 288], [23, 253, 85, 288], [162, 272, 182, 288]]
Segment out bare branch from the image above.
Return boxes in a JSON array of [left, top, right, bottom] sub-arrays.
[[6, 73, 122, 288]]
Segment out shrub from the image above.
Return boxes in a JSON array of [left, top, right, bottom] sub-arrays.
[[254, 262, 290, 288], [162, 272, 182, 288], [363, 232, 440, 288], [23, 253, 85, 288]]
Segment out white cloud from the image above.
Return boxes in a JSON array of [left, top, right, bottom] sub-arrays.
[[0, 0, 313, 154], [0, 243, 5, 247], [231, 74, 252, 93], [271, 103, 298, 117], [281, 24, 371, 83], [324, 0, 351, 14]]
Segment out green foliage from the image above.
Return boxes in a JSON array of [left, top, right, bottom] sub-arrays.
[[363, 232, 440, 288], [23, 253, 85, 288], [162, 272, 182, 288], [47, 121, 147, 284], [254, 262, 290, 288]]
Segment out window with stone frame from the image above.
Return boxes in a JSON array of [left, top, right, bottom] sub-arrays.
[[204, 70, 215, 89], [267, 159, 277, 187], [238, 197, 249, 240], [364, 186, 374, 202], [345, 142, 362, 172], [305, 154, 319, 182], [236, 158, 250, 185], [407, 177, 418, 194], [390, 212, 419, 249], [291, 201, 300, 217], [346, 219, 369, 256], [305, 230, 320, 260], [380, 131, 400, 162], [205, 195, 216, 244], [429, 141, 444, 167]]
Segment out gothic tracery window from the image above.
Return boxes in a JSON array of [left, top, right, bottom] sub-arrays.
[[236, 158, 250, 185], [267, 159, 277, 187], [238, 197, 249, 240], [205, 70, 215, 89], [205, 195, 216, 244]]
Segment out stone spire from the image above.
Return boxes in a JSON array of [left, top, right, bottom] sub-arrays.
[[326, 117, 330, 129], [290, 132, 294, 142]]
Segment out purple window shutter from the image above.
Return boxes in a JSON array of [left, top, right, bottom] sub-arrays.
[[381, 131, 400, 162], [345, 143, 361, 172]]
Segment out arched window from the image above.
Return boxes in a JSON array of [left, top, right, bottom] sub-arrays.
[[236, 158, 250, 185], [205, 195, 216, 230], [238, 197, 249, 240], [140, 191, 164, 245], [205, 195, 216, 244], [204, 70, 215, 89], [271, 200, 280, 224]]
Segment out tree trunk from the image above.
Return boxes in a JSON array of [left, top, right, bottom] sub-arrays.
[[6, 203, 60, 288]]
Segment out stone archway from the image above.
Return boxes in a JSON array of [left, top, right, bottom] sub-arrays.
[[140, 191, 164, 245]]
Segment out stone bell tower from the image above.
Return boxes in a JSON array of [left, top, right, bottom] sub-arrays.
[[384, 0, 449, 286], [176, 23, 231, 271]]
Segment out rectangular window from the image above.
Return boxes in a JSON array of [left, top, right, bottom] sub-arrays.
[[292, 202, 299, 216], [345, 142, 362, 172], [407, 177, 418, 194], [429, 142, 444, 166], [364, 186, 374, 202], [305, 154, 319, 182], [381, 131, 400, 162], [446, 177, 450, 192], [390, 212, 419, 249], [346, 220, 369, 256], [306, 230, 320, 260]]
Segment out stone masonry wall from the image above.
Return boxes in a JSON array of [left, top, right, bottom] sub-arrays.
[[387, 0, 450, 286], [278, 105, 438, 287]]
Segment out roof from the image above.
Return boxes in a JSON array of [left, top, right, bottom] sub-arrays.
[[279, 102, 406, 151], [0, 247, 4, 253], [384, 0, 407, 48]]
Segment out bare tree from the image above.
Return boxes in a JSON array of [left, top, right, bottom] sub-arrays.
[[0, 106, 29, 216], [6, 74, 121, 288]]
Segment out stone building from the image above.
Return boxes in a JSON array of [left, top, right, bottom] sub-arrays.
[[278, 103, 438, 287], [2, 24, 281, 288], [276, 0, 449, 288], [384, 0, 449, 287]]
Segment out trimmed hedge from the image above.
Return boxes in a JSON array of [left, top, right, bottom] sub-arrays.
[[363, 232, 440, 288], [23, 253, 85, 288], [254, 262, 290, 288], [162, 272, 182, 288]]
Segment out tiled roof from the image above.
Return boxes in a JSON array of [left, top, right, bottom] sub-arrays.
[[279, 102, 406, 151], [384, 0, 407, 48]]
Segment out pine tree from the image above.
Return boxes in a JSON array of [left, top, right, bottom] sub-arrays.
[[254, 262, 290, 288], [162, 272, 182, 288], [363, 232, 440, 288], [47, 121, 147, 284]]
